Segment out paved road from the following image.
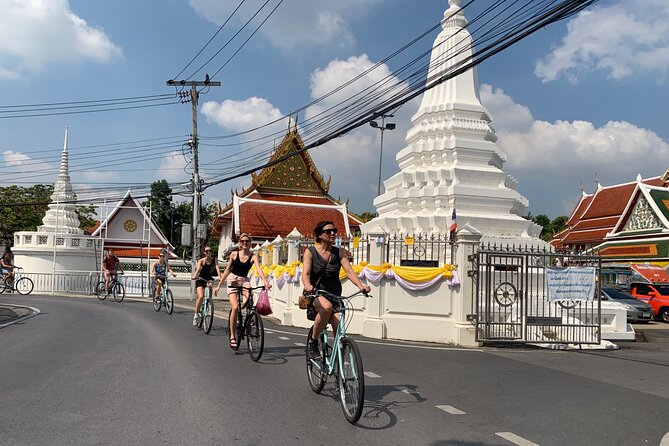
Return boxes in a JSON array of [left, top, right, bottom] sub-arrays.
[[1, 294, 668, 446]]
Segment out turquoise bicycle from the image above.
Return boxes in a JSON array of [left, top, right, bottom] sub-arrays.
[[152, 277, 174, 315], [0, 267, 34, 295], [193, 277, 215, 334], [305, 288, 370, 424]]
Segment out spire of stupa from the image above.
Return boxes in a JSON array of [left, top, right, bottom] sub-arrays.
[[38, 127, 83, 234], [362, 2, 542, 243]]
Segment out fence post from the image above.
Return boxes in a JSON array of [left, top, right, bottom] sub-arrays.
[[452, 223, 482, 347], [362, 224, 386, 339], [271, 235, 282, 265], [282, 228, 303, 326]]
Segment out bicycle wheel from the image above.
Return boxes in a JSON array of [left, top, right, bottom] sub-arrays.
[[95, 281, 107, 300], [113, 282, 125, 303], [246, 310, 264, 362], [306, 327, 326, 394], [228, 308, 242, 350], [153, 291, 162, 312], [204, 299, 214, 334], [14, 277, 34, 295], [338, 337, 365, 424], [165, 289, 174, 315]]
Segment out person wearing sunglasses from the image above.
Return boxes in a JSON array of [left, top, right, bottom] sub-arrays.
[[151, 249, 176, 300], [215, 234, 271, 349], [302, 220, 370, 359], [191, 246, 222, 326]]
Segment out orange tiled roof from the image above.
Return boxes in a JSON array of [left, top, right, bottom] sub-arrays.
[[561, 228, 611, 244], [238, 201, 358, 239], [112, 248, 168, 258]]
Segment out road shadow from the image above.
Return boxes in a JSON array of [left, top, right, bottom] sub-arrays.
[[430, 441, 507, 446], [258, 345, 307, 365]]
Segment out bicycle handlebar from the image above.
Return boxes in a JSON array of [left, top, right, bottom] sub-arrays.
[[192, 276, 218, 284], [307, 288, 372, 301], [228, 282, 266, 291]]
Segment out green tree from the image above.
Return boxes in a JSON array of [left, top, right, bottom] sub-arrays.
[[0, 185, 53, 244], [356, 211, 378, 223], [524, 213, 569, 241]]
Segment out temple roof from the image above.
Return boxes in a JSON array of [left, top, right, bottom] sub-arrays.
[[212, 126, 362, 240], [552, 175, 665, 249]]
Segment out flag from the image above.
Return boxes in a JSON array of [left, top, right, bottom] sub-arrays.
[[449, 207, 457, 241]]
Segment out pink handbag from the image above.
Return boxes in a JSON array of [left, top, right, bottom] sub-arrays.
[[256, 289, 272, 316]]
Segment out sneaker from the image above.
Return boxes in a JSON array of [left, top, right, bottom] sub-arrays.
[[307, 338, 321, 360], [192, 314, 199, 326]]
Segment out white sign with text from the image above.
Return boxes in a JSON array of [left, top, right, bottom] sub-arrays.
[[545, 267, 596, 302]]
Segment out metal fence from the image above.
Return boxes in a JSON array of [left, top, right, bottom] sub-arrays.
[[385, 233, 451, 266], [472, 243, 602, 345], [298, 236, 370, 264], [20, 272, 154, 297]]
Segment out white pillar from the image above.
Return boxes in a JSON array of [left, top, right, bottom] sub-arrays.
[[283, 228, 303, 325], [362, 224, 386, 339], [452, 223, 482, 347], [271, 235, 282, 265]]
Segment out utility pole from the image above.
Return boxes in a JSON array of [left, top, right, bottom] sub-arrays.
[[167, 77, 221, 298]]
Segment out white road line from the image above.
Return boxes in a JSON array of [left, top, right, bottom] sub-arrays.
[[396, 386, 422, 398], [435, 405, 466, 415], [364, 372, 381, 378], [278, 336, 290, 341], [660, 432, 669, 446], [264, 329, 275, 334], [294, 342, 306, 347], [495, 432, 540, 446]]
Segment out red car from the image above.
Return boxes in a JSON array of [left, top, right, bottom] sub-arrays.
[[629, 282, 669, 323]]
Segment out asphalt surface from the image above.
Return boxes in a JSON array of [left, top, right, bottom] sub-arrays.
[[1, 294, 668, 446]]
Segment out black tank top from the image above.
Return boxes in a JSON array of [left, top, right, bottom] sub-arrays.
[[199, 259, 216, 280], [309, 246, 342, 296], [231, 253, 253, 277]]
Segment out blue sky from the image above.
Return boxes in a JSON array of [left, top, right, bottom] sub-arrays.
[[2, 0, 669, 221]]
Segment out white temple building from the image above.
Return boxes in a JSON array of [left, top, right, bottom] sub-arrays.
[[362, 0, 542, 244], [13, 128, 100, 275]]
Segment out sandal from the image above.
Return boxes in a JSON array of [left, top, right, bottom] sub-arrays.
[[229, 336, 238, 349]]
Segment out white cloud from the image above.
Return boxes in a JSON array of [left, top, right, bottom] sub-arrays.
[[201, 97, 284, 131], [480, 84, 669, 213], [535, 0, 669, 82], [188, 0, 380, 49], [157, 151, 190, 183], [0, 0, 122, 79], [1, 151, 56, 185]]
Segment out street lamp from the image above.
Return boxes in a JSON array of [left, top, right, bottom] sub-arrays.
[[370, 115, 396, 196]]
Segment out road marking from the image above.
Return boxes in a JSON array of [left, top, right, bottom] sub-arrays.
[[364, 371, 381, 378], [294, 342, 306, 347], [264, 329, 275, 334], [436, 405, 466, 415], [278, 336, 290, 340], [660, 432, 669, 446], [495, 432, 540, 446]]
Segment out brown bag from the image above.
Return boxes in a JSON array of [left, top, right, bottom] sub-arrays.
[[298, 247, 331, 310]]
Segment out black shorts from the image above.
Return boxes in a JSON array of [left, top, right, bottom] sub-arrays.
[[153, 276, 166, 285], [195, 279, 210, 289], [307, 295, 342, 321]]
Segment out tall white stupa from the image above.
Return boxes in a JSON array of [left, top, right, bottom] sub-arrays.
[[362, 0, 542, 243], [13, 128, 99, 277]]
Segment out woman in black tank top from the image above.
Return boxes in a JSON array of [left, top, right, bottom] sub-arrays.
[[191, 246, 222, 327], [301, 221, 370, 359], [216, 234, 271, 349]]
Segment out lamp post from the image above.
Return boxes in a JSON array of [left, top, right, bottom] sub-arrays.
[[370, 115, 396, 196]]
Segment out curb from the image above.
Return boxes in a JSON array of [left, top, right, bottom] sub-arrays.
[[0, 304, 41, 329]]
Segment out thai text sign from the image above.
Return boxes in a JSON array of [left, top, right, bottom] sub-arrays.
[[545, 267, 596, 302]]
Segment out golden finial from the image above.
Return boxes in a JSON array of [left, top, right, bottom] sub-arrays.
[[294, 113, 298, 133]]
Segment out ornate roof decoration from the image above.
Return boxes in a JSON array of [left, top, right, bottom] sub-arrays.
[[621, 195, 663, 232], [248, 126, 331, 196]]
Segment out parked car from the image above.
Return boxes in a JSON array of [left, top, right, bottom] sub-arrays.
[[628, 282, 669, 323], [600, 287, 653, 323]]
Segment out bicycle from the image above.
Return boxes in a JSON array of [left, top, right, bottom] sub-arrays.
[[193, 276, 216, 334], [0, 267, 34, 295], [305, 288, 371, 424], [152, 277, 174, 315], [227, 282, 266, 362], [95, 272, 125, 302]]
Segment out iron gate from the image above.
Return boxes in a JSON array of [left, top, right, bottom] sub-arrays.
[[471, 245, 602, 345]]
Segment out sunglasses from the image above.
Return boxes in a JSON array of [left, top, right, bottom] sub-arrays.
[[240, 239, 251, 243], [322, 228, 337, 234], [204, 249, 212, 253]]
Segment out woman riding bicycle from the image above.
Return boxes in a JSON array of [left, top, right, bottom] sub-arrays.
[[191, 246, 222, 327], [301, 221, 370, 360], [215, 234, 271, 350], [1, 246, 16, 288], [151, 249, 176, 300]]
